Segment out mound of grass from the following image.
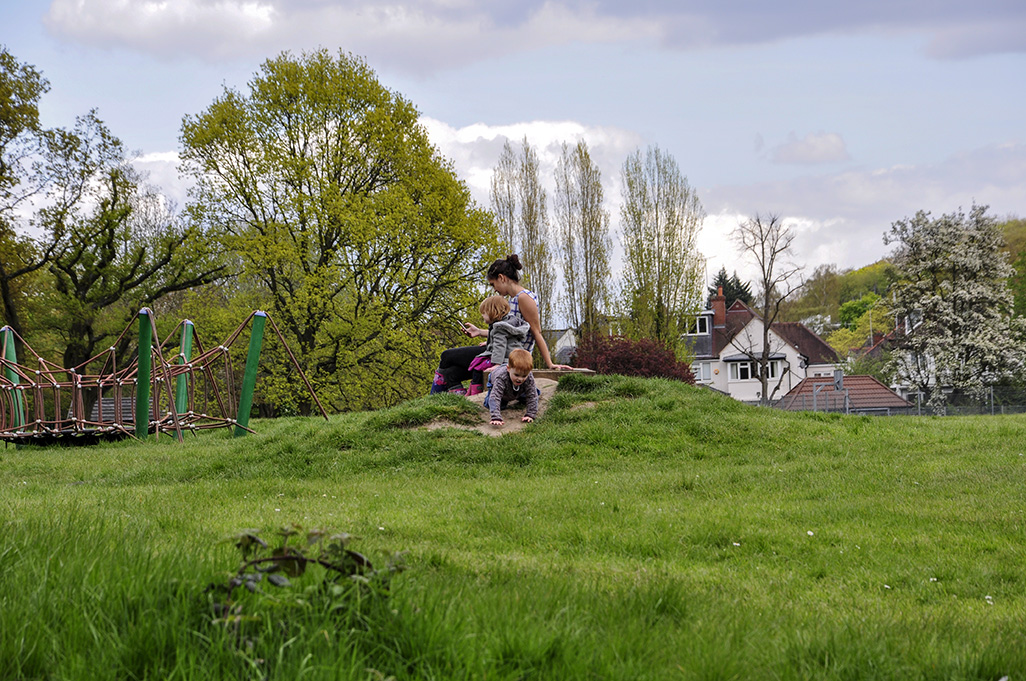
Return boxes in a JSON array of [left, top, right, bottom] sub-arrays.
[[366, 392, 482, 430], [2, 375, 1026, 679]]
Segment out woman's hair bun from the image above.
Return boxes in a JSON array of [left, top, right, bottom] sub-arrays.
[[506, 254, 522, 270]]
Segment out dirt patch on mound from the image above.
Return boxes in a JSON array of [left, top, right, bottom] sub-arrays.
[[423, 377, 559, 437]]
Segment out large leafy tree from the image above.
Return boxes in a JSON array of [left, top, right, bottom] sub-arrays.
[[2, 49, 223, 368], [618, 145, 704, 355], [553, 139, 610, 342], [45, 123, 227, 371], [1000, 216, 1026, 317], [0, 47, 67, 344], [180, 49, 497, 412], [885, 204, 1025, 411]]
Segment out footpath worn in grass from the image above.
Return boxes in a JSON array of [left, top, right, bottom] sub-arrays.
[[1, 374, 1025, 680]]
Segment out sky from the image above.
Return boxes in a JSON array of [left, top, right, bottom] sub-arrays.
[[3, 0, 1025, 291]]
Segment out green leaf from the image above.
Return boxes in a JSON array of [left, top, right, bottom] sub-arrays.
[[267, 573, 291, 588]]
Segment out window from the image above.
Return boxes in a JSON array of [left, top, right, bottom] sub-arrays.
[[686, 315, 710, 335], [729, 360, 781, 381], [692, 362, 711, 382], [729, 362, 752, 381]]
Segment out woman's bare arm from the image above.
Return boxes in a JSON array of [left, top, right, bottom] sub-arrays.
[[517, 294, 571, 370]]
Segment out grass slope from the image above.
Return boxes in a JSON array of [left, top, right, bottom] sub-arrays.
[[1, 374, 1025, 680]]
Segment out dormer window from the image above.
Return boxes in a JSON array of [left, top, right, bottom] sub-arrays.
[[686, 315, 710, 335]]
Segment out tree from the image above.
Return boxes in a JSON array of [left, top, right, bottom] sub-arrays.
[[618, 145, 705, 355], [553, 140, 611, 342], [706, 266, 753, 309], [731, 213, 803, 406], [999, 216, 1026, 317], [489, 141, 517, 255], [885, 204, 1025, 411], [45, 143, 227, 370], [488, 137, 554, 323], [1, 50, 220, 370], [826, 292, 893, 355], [181, 49, 497, 412], [0, 48, 68, 344]]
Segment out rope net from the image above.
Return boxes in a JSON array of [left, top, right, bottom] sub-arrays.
[[0, 310, 325, 444]]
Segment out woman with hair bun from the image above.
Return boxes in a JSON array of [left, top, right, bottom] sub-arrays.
[[430, 254, 571, 394]]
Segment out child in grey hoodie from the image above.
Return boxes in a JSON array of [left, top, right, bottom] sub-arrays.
[[467, 295, 529, 395]]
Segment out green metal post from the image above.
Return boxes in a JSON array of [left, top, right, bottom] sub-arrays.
[[136, 309, 153, 439], [175, 320, 194, 415], [234, 311, 266, 437], [2, 327, 25, 429]]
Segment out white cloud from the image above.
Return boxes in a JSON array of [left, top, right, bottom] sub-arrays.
[[43, 0, 659, 71], [42, 0, 1026, 72], [132, 151, 190, 208], [703, 142, 1026, 279], [770, 132, 851, 165], [122, 132, 1026, 299], [45, 0, 278, 59], [420, 117, 643, 209]]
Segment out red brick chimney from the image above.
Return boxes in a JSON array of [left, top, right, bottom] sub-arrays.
[[711, 286, 726, 328]]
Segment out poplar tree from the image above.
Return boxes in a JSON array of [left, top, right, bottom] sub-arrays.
[[553, 140, 610, 342], [489, 141, 517, 253], [488, 137, 554, 324], [618, 145, 705, 355]]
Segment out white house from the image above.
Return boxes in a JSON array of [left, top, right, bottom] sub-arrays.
[[540, 328, 577, 365], [686, 289, 840, 404]]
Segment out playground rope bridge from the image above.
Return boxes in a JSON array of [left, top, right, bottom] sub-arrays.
[[0, 309, 327, 445]]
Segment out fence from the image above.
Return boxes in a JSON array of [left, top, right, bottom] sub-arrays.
[[775, 386, 1026, 417]]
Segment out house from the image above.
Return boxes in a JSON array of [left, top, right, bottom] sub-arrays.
[[776, 375, 912, 414], [540, 328, 577, 365], [686, 288, 839, 403]]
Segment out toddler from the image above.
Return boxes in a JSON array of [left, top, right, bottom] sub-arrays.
[[485, 348, 539, 427]]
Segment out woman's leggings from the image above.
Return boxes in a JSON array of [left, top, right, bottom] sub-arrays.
[[433, 345, 481, 390]]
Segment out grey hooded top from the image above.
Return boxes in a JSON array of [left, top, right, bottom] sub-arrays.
[[478, 313, 530, 365]]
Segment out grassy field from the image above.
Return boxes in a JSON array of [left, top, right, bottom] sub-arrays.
[[1, 373, 1025, 680]]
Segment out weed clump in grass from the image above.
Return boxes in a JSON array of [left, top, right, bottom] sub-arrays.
[[207, 524, 406, 668]]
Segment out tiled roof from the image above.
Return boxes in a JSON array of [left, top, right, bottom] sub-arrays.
[[711, 300, 755, 357], [772, 322, 839, 365], [706, 300, 838, 365], [776, 375, 910, 411]]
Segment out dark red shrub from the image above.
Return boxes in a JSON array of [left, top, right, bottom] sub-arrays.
[[572, 335, 695, 384]]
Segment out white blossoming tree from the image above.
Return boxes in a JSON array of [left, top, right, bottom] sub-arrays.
[[885, 204, 1026, 412]]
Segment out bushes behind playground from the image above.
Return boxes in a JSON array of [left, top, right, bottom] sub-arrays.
[[572, 334, 695, 383]]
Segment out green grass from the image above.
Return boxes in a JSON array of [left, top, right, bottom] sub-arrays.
[[2, 377, 1025, 680]]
